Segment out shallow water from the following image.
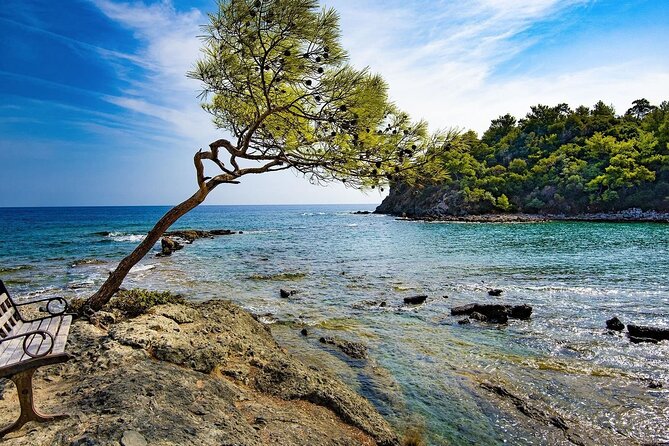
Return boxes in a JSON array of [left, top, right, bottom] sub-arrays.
[[1, 205, 668, 445]]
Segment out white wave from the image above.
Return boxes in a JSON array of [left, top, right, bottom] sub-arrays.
[[129, 264, 156, 274], [243, 229, 280, 234], [111, 234, 145, 243], [257, 315, 278, 325], [68, 280, 95, 289], [346, 223, 359, 227]]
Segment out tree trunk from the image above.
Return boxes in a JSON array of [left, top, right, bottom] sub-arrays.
[[84, 187, 211, 312]]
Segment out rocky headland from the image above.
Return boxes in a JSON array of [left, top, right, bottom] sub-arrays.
[[0, 296, 399, 446], [375, 183, 669, 223]]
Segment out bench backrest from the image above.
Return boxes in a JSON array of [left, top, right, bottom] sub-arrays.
[[0, 292, 19, 338]]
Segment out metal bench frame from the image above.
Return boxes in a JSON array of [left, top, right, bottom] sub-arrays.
[[0, 280, 74, 437]]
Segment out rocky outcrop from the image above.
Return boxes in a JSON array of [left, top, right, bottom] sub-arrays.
[[0, 300, 399, 446], [451, 303, 533, 324], [376, 184, 669, 223], [627, 324, 669, 343], [509, 304, 533, 320], [165, 229, 238, 244], [403, 295, 427, 305]]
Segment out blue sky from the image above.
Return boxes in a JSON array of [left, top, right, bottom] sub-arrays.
[[1, 0, 668, 207]]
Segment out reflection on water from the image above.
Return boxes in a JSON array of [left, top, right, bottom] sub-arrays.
[[1, 205, 668, 445]]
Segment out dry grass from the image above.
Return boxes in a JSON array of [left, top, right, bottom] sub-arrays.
[[402, 425, 427, 446]]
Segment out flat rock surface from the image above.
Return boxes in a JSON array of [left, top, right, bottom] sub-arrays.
[[0, 300, 399, 446]]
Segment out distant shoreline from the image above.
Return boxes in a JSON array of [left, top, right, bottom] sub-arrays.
[[375, 210, 669, 223]]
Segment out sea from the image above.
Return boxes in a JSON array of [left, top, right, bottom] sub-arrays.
[[0, 204, 668, 445]]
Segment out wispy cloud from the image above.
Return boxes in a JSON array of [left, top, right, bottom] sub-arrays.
[[90, 0, 218, 144], [328, 0, 669, 131]]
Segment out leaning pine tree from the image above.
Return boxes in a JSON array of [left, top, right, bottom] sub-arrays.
[[84, 0, 450, 311]]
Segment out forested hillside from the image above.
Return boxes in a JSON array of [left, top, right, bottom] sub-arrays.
[[378, 99, 669, 216]]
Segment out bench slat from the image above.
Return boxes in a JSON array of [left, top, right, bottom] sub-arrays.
[[0, 320, 26, 357], [20, 318, 56, 361], [52, 316, 72, 355], [0, 321, 42, 367]]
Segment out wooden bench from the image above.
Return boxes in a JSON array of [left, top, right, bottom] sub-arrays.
[[0, 280, 74, 436]]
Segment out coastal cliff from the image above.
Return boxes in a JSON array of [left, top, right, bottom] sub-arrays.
[[0, 299, 399, 446], [376, 182, 669, 222]]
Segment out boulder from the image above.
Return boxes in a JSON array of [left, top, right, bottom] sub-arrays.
[[457, 318, 471, 325], [158, 237, 183, 257], [627, 324, 669, 342], [279, 289, 298, 298], [403, 295, 427, 305], [606, 316, 625, 331], [488, 289, 503, 297]]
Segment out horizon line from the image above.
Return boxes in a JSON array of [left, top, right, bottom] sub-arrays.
[[0, 203, 381, 209]]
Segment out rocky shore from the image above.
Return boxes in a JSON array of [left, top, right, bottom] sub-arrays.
[[375, 183, 669, 222], [377, 208, 669, 223], [0, 298, 399, 446]]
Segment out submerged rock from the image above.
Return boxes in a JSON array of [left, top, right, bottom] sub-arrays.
[[319, 336, 368, 359], [648, 380, 663, 389], [403, 295, 427, 305], [450, 303, 532, 324], [627, 324, 669, 342], [488, 289, 503, 296], [606, 316, 625, 331], [457, 318, 471, 325]]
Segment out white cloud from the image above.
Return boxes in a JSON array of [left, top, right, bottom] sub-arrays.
[[328, 0, 669, 133], [91, 0, 217, 144]]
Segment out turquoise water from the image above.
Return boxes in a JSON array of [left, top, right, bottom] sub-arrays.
[[1, 205, 668, 444]]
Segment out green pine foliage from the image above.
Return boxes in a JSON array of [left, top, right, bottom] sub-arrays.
[[188, 0, 451, 191], [412, 99, 669, 214]]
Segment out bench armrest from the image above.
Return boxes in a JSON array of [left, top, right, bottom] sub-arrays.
[[14, 296, 69, 319], [0, 330, 55, 358]]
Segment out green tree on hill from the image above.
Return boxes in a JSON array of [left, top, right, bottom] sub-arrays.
[[386, 98, 669, 217]]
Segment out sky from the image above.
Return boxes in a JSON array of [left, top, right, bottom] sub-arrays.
[[1, 0, 668, 207]]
